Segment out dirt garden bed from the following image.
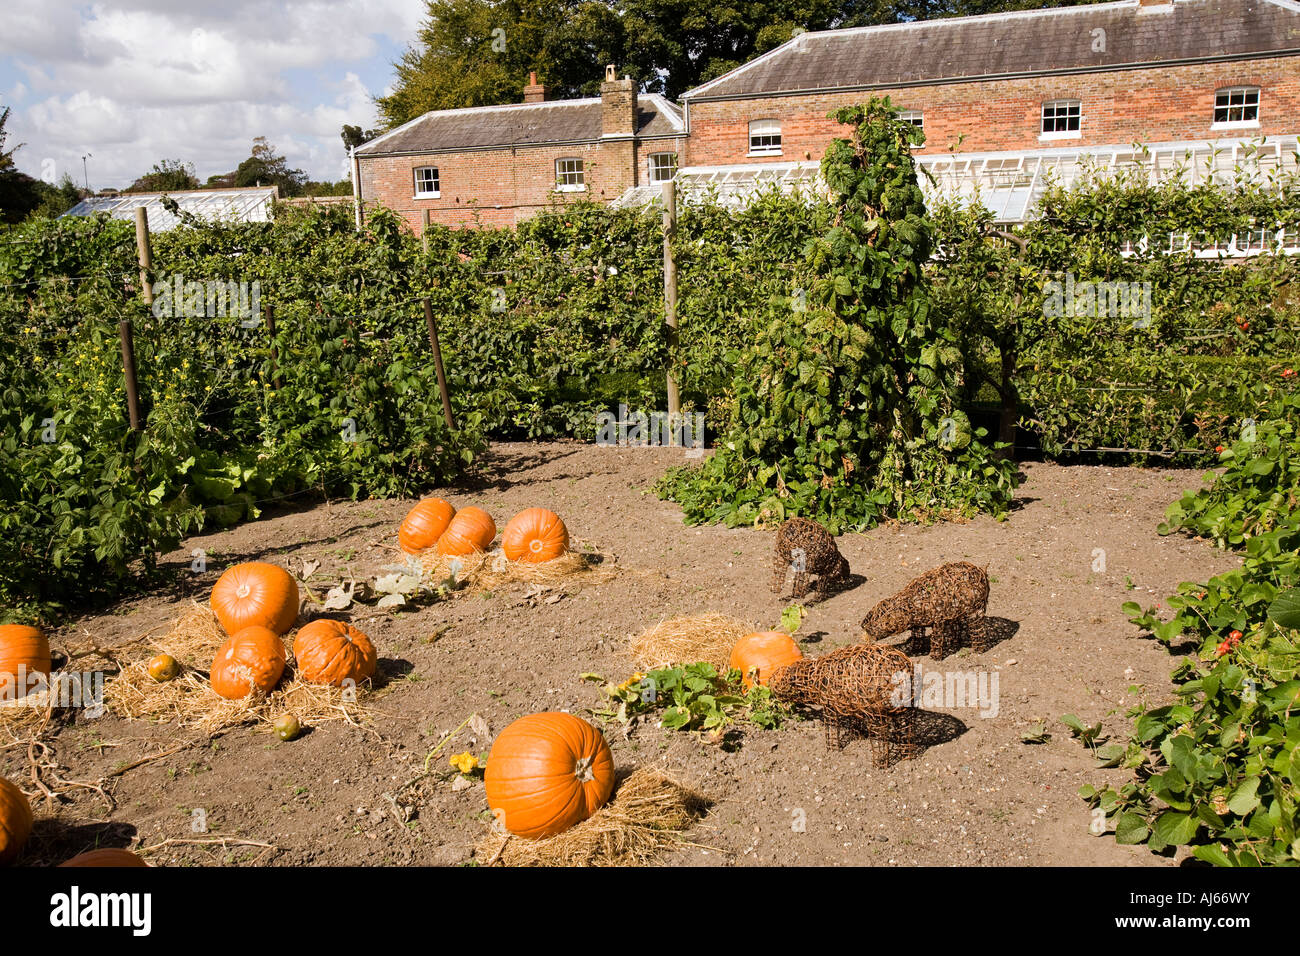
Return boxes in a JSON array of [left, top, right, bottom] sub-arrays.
[[3, 441, 1239, 867]]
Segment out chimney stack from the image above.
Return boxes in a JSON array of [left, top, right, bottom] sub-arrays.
[[523, 71, 547, 103], [600, 64, 637, 139]]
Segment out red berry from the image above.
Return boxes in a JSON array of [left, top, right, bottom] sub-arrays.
[[1215, 445, 1225, 453], [1215, 641, 1231, 658], [1229, 630, 1243, 642]]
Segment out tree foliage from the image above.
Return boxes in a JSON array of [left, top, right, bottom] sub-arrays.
[[125, 159, 199, 194], [234, 137, 307, 196]]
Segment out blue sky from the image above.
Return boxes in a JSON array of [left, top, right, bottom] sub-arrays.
[[0, 0, 427, 189]]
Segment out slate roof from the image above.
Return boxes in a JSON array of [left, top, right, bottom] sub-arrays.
[[683, 0, 1300, 101], [355, 94, 684, 156]]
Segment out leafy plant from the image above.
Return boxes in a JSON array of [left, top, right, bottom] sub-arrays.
[[659, 98, 1018, 532], [1096, 393, 1300, 864], [592, 662, 793, 735]]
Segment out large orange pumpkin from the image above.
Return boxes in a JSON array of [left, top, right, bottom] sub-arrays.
[[0, 777, 32, 866], [59, 848, 149, 867], [435, 506, 496, 556], [485, 712, 615, 839], [210, 626, 287, 700], [398, 498, 456, 554], [210, 562, 299, 636], [293, 620, 377, 686], [729, 631, 803, 689], [0, 625, 50, 700], [501, 508, 569, 563]]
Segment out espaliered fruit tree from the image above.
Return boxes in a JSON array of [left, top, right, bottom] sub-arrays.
[[660, 98, 1017, 531]]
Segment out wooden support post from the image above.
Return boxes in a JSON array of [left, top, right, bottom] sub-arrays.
[[265, 302, 282, 390], [662, 179, 681, 429], [351, 145, 363, 232], [134, 206, 153, 306], [422, 209, 431, 255], [119, 319, 142, 431], [423, 297, 456, 431]]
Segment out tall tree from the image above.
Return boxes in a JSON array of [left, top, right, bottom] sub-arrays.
[[0, 106, 49, 224], [341, 124, 380, 152], [376, 0, 623, 124], [234, 137, 307, 196]]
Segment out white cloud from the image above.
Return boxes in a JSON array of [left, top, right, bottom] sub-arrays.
[[2, 0, 426, 186]]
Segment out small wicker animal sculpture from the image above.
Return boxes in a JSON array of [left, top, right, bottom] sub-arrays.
[[770, 517, 850, 600], [769, 643, 918, 768], [860, 561, 990, 661]]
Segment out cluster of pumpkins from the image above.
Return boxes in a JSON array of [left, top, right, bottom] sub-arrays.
[[193, 562, 377, 701], [398, 498, 569, 563], [480, 632, 804, 842]]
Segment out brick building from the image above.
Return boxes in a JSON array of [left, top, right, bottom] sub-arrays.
[[357, 0, 1300, 229], [354, 66, 685, 230]]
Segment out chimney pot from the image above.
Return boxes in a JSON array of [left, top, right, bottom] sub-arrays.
[[605, 64, 616, 81], [523, 71, 547, 102]]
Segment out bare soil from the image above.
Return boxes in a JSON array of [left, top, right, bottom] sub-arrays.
[[10, 442, 1240, 867]]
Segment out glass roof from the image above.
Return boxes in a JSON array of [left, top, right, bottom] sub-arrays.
[[61, 187, 278, 231]]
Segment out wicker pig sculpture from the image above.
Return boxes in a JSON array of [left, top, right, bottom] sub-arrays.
[[771, 517, 850, 600], [860, 561, 990, 660]]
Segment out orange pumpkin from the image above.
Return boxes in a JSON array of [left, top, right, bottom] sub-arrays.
[[59, 848, 149, 867], [435, 506, 496, 556], [501, 508, 569, 563], [398, 498, 456, 554], [210, 626, 286, 700], [485, 712, 615, 839], [0, 625, 50, 700], [293, 619, 377, 687], [729, 631, 803, 688], [210, 562, 299, 636], [0, 777, 32, 866]]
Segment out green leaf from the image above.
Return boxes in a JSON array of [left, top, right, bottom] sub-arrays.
[[1151, 810, 1199, 847], [1227, 776, 1261, 816], [1114, 812, 1150, 845], [1268, 588, 1300, 630]]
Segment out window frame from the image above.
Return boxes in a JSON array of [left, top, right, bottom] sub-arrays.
[[647, 151, 678, 183], [1212, 86, 1261, 129], [748, 119, 783, 156], [413, 166, 440, 199], [555, 157, 586, 192], [1040, 99, 1083, 140]]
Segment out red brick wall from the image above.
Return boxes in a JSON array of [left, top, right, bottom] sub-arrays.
[[683, 56, 1300, 166], [359, 136, 686, 231]]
